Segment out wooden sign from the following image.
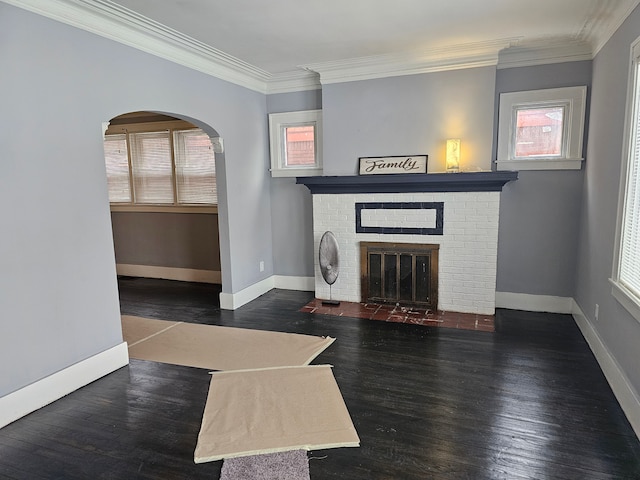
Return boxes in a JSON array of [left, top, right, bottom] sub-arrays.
[[358, 155, 428, 175]]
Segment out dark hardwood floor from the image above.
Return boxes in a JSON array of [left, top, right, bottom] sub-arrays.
[[1, 277, 640, 479]]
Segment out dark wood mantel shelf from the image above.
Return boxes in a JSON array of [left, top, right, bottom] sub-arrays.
[[296, 171, 518, 194]]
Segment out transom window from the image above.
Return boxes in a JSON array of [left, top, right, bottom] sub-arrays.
[[269, 110, 322, 177], [496, 86, 587, 171], [285, 125, 316, 167], [103, 117, 217, 207], [514, 106, 565, 158]]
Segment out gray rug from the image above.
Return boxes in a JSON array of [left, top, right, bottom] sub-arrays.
[[220, 450, 310, 480]]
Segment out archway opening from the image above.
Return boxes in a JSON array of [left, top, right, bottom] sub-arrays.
[[102, 111, 225, 315]]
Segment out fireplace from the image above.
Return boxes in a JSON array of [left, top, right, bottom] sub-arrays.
[[360, 242, 438, 309], [297, 172, 517, 316]]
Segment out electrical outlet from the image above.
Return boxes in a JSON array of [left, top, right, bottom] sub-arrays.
[[595, 303, 599, 321], [259, 261, 265, 272]]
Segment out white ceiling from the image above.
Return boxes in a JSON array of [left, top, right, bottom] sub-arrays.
[[7, 0, 640, 92]]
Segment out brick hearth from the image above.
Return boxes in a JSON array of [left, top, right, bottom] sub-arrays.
[[301, 299, 495, 332]]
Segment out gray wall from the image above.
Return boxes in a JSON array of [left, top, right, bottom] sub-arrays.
[[494, 61, 592, 296], [322, 67, 497, 175], [265, 65, 592, 290], [0, 3, 271, 396], [575, 6, 640, 396], [266, 69, 498, 278], [111, 212, 221, 271], [267, 90, 322, 277]]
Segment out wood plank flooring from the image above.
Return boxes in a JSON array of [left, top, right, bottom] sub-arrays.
[[1, 277, 639, 479]]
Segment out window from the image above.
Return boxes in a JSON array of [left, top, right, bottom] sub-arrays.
[[103, 124, 217, 208], [611, 37, 640, 323], [104, 134, 131, 202], [173, 129, 218, 204], [129, 131, 174, 204], [496, 86, 587, 171], [269, 110, 322, 177], [514, 106, 564, 158]]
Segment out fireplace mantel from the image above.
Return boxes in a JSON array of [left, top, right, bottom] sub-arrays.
[[297, 171, 517, 195], [305, 170, 517, 314]]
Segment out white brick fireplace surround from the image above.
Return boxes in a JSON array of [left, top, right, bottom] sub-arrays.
[[297, 172, 518, 316]]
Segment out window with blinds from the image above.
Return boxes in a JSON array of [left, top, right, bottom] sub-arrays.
[[173, 129, 217, 204], [103, 134, 131, 202], [130, 131, 174, 204], [103, 128, 217, 206], [620, 59, 640, 299], [612, 38, 640, 322]]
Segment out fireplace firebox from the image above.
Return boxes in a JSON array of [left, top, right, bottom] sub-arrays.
[[360, 242, 438, 310]]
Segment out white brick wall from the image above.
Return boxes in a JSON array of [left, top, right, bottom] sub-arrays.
[[313, 191, 500, 315]]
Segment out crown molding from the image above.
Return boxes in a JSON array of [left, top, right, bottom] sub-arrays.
[[300, 38, 520, 85], [497, 40, 593, 69], [7, 0, 640, 93], [266, 70, 321, 94], [584, 0, 640, 56], [3, 0, 271, 93]]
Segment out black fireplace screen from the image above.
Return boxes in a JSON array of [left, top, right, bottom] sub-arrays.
[[360, 242, 438, 309]]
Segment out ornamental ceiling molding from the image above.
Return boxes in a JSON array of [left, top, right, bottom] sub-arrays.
[[585, 0, 640, 55], [300, 38, 521, 85], [3, 0, 271, 93], [497, 40, 594, 70], [5, 0, 640, 93]]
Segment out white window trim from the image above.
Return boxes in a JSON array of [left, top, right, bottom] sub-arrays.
[[268, 110, 322, 178], [610, 36, 640, 325], [496, 86, 587, 171], [110, 204, 218, 214]]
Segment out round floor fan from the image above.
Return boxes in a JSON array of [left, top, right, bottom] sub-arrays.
[[319, 231, 340, 306]]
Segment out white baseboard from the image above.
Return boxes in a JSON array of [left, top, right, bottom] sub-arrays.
[[219, 275, 314, 310], [0, 342, 129, 429], [495, 291, 574, 313], [116, 264, 221, 284], [572, 301, 640, 440], [220, 277, 275, 310], [273, 275, 314, 291]]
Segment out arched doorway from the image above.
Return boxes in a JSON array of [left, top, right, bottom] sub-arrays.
[[103, 111, 225, 312]]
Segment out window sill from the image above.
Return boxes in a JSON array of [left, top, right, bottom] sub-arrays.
[[271, 167, 323, 178], [609, 278, 640, 324], [495, 158, 584, 171], [110, 204, 218, 214]]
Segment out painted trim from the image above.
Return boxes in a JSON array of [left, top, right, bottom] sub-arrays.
[[495, 292, 574, 313], [3, 0, 269, 93], [497, 41, 593, 70], [572, 302, 640, 440], [219, 275, 315, 310], [0, 342, 129, 429], [269, 110, 323, 178], [591, 0, 640, 56], [220, 277, 275, 310], [297, 171, 518, 195], [495, 159, 584, 171], [273, 275, 314, 291], [496, 86, 587, 173], [355, 202, 444, 235], [266, 71, 321, 94], [301, 38, 519, 85], [116, 264, 221, 284], [6, 0, 638, 93], [610, 279, 640, 324], [110, 205, 218, 214]]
